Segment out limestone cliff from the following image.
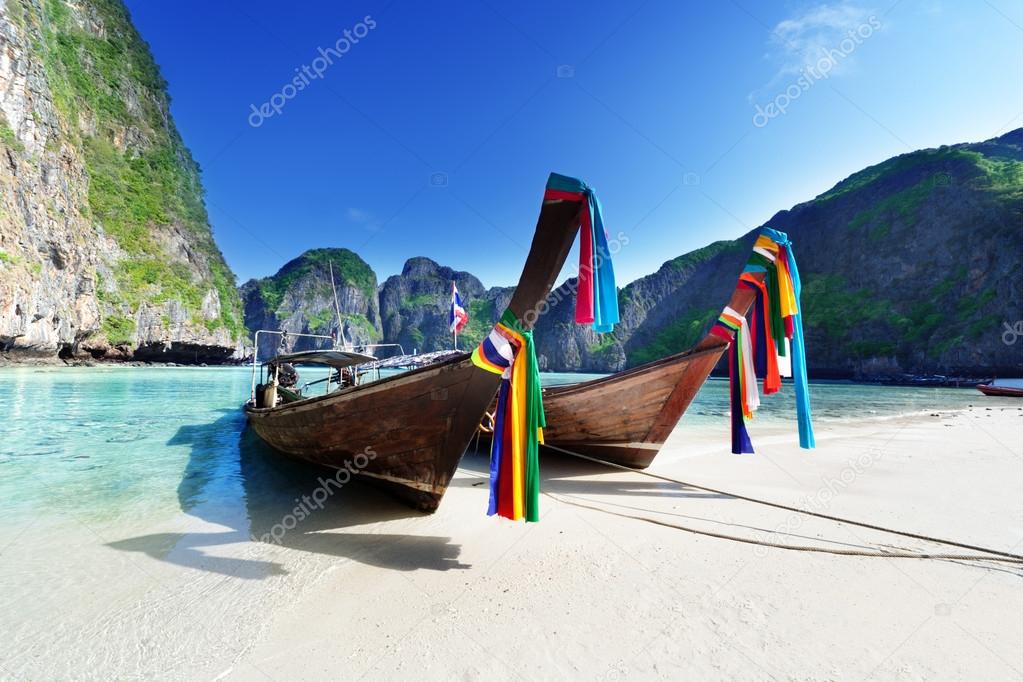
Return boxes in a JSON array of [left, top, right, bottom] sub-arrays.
[[377, 257, 503, 354], [0, 0, 243, 363], [615, 130, 1023, 377], [240, 248, 381, 361], [236, 130, 1023, 378]]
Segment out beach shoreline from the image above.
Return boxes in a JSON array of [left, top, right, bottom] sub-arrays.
[[0, 356, 1004, 392], [3, 382, 1021, 680], [219, 406, 1023, 680], [0, 353, 249, 368]]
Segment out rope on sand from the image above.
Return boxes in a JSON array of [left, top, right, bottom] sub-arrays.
[[541, 443, 1023, 564]]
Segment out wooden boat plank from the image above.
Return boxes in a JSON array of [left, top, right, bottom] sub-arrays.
[[540, 269, 763, 469]]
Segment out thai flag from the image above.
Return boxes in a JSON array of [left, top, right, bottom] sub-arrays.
[[449, 282, 468, 333]]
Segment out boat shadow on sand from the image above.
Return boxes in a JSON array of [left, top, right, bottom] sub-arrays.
[[107, 409, 470, 580], [456, 438, 730, 501]]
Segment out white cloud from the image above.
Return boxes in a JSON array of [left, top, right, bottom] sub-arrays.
[[346, 207, 381, 231], [752, 1, 880, 100], [346, 207, 372, 223]]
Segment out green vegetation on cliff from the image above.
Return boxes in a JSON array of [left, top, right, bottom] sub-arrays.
[[619, 132, 1022, 375], [0, 115, 25, 152], [665, 239, 743, 272], [33, 0, 244, 339], [256, 248, 376, 313], [458, 298, 496, 349], [240, 247, 382, 357], [818, 146, 1023, 207], [628, 308, 718, 367], [400, 293, 437, 311], [100, 315, 136, 346]]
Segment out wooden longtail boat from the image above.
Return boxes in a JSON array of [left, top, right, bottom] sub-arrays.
[[244, 176, 588, 511], [540, 269, 762, 469], [976, 379, 1023, 398]]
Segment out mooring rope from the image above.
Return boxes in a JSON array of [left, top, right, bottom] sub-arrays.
[[541, 443, 1023, 564]]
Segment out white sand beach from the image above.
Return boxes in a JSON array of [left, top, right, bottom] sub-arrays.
[[219, 405, 1023, 681], [5, 405, 1022, 681]]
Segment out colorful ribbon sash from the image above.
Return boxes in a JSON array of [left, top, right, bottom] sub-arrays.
[[543, 173, 619, 333], [471, 173, 621, 521], [739, 273, 782, 396], [712, 228, 815, 454], [711, 307, 758, 453], [471, 309, 545, 521]]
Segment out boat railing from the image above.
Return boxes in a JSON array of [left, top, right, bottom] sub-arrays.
[[359, 343, 406, 356], [249, 333, 407, 403], [250, 330, 335, 403]]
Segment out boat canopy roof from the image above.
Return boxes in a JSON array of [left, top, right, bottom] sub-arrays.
[[268, 349, 377, 369], [360, 350, 463, 371]]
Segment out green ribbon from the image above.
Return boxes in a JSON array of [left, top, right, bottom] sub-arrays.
[[499, 308, 546, 522]]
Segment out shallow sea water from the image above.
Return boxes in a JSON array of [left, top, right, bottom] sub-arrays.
[[1, 367, 994, 524]]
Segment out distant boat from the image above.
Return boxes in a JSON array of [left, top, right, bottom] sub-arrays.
[[540, 270, 761, 468], [244, 174, 591, 511], [977, 378, 1023, 398]]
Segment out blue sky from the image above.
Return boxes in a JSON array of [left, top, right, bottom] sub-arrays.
[[124, 0, 1023, 288]]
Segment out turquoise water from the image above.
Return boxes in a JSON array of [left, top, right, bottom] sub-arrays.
[[0, 366, 1007, 528]]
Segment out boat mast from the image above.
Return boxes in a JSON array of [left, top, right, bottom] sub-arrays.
[[328, 261, 349, 351]]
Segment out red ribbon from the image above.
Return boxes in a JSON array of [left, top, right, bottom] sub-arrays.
[[740, 275, 781, 395], [543, 188, 593, 324]]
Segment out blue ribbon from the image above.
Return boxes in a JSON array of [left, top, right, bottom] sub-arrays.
[[729, 338, 755, 454], [487, 381, 509, 516], [589, 191, 619, 333], [760, 227, 815, 449], [545, 173, 619, 334]]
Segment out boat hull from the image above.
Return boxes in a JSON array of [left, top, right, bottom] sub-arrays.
[[245, 354, 500, 511], [977, 384, 1023, 398], [539, 276, 759, 469], [541, 345, 726, 468]]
